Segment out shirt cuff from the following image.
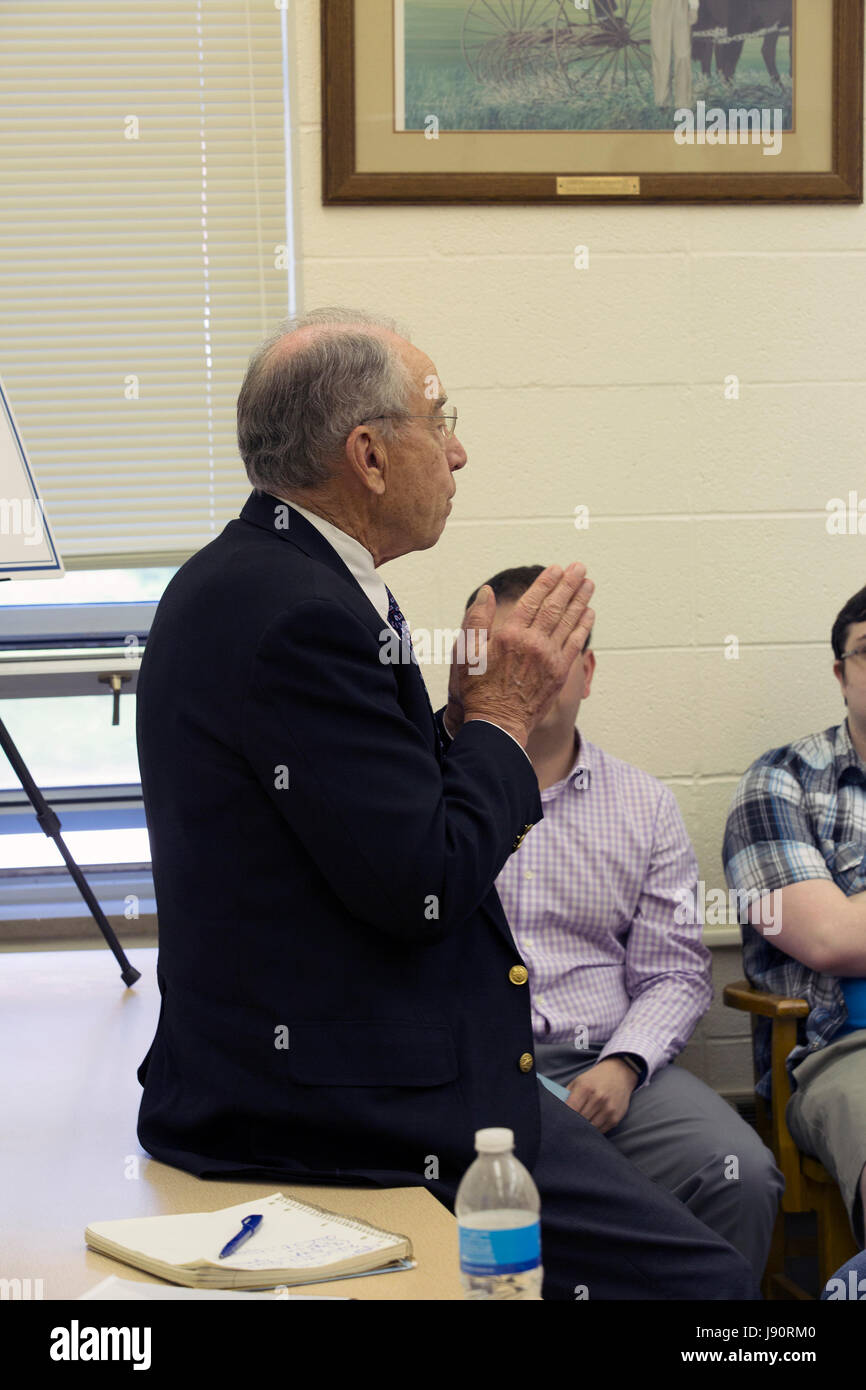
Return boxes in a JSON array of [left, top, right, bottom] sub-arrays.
[[606, 1052, 646, 1085], [598, 1035, 661, 1089], [441, 711, 532, 766], [440, 710, 457, 742]]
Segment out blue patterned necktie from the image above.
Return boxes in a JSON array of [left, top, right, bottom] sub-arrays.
[[386, 586, 416, 662], [385, 585, 444, 757]]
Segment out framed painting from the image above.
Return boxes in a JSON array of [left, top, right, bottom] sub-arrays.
[[322, 0, 863, 202]]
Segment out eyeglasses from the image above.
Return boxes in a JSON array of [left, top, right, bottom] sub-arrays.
[[358, 410, 458, 440], [840, 646, 866, 666]]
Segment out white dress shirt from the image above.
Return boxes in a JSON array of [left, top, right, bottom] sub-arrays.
[[286, 498, 390, 623]]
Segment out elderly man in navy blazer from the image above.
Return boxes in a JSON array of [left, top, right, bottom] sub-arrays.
[[136, 308, 759, 1300]]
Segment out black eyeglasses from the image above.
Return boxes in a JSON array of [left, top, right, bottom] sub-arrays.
[[357, 410, 458, 440], [840, 645, 866, 666]]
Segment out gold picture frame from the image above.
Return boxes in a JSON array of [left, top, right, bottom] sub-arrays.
[[322, 0, 863, 204]]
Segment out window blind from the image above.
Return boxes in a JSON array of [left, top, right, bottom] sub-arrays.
[[0, 0, 291, 565]]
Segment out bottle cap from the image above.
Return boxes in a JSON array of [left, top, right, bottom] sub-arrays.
[[475, 1127, 514, 1153]]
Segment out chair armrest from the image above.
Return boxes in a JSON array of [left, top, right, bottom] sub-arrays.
[[723, 980, 809, 1018], [724, 981, 807, 1206]]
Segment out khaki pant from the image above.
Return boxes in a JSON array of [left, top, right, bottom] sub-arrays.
[[651, 0, 694, 107], [786, 1029, 866, 1246]]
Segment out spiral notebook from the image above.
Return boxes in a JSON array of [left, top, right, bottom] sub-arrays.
[[84, 1191, 413, 1290]]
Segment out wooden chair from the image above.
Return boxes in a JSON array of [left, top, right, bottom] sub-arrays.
[[723, 979, 858, 1299]]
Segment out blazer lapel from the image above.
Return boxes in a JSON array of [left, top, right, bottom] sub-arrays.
[[239, 489, 367, 598], [238, 490, 443, 763]]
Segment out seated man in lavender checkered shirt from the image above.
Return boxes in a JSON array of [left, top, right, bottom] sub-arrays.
[[442, 565, 783, 1279]]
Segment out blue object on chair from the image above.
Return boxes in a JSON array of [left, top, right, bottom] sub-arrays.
[[820, 1249, 866, 1299], [838, 977, 866, 1035]]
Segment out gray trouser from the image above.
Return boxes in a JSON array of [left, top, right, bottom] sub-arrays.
[[536, 1042, 784, 1279]]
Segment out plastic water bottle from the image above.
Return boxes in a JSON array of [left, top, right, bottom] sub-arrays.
[[455, 1127, 543, 1299]]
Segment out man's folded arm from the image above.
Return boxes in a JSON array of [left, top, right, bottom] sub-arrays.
[[240, 598, 542, 944], [723, 763, 866, 973]]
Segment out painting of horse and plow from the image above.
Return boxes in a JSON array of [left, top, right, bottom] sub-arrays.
[[399, 0, 794, 133]]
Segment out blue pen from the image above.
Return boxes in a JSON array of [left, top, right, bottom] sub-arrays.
[[218, 1213, 263, 1260]]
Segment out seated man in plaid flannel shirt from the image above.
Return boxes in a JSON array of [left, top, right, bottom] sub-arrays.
[[723, 582, 866, 1251]]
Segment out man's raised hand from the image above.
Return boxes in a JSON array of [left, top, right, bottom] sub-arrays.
[[448, 564, 595, 748]]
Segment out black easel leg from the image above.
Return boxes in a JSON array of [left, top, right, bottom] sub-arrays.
[[0, 715, 140, 987]]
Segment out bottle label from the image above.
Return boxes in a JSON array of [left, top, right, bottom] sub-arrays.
[[458, 1221, 541, 1277]]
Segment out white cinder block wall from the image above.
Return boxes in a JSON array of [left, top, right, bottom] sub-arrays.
[[291, 2, 866, 1094]]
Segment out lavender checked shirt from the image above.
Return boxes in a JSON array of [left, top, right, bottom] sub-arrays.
[[494, 732, 712, 1086]]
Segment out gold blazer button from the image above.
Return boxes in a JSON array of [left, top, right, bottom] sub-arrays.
[[509, 965, 529, 986], [518, 1052, 534, 1073], [511, 824, 534, 852]]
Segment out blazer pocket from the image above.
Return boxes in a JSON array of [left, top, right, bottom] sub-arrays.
[[282, 1020, 458, 1087]]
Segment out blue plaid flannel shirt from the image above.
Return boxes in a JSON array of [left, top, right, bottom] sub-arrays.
[[722, 720, 866, 1099]]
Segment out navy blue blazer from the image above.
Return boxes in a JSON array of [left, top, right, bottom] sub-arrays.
[[136, 489, 543, 1189]]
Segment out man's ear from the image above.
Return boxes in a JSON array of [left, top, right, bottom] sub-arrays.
[[345, 426, 387, 496], [582, 650, 596, 699]]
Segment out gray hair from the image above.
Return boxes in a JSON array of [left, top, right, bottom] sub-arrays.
[[236, 307, 415, 492]]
